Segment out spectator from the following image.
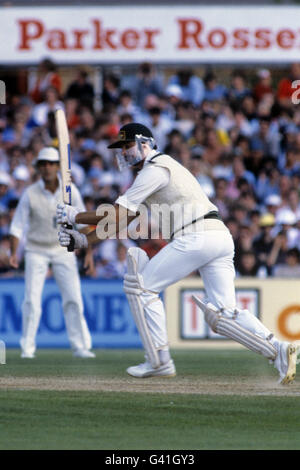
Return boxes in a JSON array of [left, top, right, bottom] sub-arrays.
[[212, 177, 231, 220], [212, 152, 233, 181], [168, 68, 205, 106], [277, 63, 300, 108], [95, 242, 128, 279], [2, 110, 32, 149], [164, 84, 183, 119], [132, 62, 164, 109], [253, 69, 273, 102], [236, 250, 267, 277], [276, 188, 300, 222], [143, 107, 173, 150], [256, 167, 281, 203], [234, 224, 255, 269], [278, 174, 293, 206], [202, 129, 224, 166], [267, 230, 289, 272], [0, 172, 14, 211], [65, 68, 94, 107], [163, 129, 185, 161], [249, 209, 261, 238], [264, 194, 282, 216], [189, 157, 215, 198], [77, 107, 95, 135], [11, 165, 31, 199], [280, 147, 300, 176], [273, 248, 300, 277], [226, 217, 240, 242], [173, 101, 195, 139], [227, 157, 256, 199], [203, 72, 228, 102], [253, 213, 276, 272], [116, 90, 140, 121], [231, 203, 249, 226], [31, 87, 64, 127], [101, 74, 120, 112], [29, 58, 62, 104], [94, 239, 136, 275], [250, 116, 281, 159], [228, 70, 251, 102]]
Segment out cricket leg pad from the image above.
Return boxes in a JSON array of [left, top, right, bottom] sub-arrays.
[[124, 247, 162, 369], [192, 296, 277, 360]]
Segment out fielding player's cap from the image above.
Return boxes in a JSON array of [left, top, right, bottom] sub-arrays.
[[36, 147, 60, 163], [107, 123, 154, 149]]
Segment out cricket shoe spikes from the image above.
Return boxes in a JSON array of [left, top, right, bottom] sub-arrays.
[[273, 342, 300, 385], [126, 359, 176, 378]]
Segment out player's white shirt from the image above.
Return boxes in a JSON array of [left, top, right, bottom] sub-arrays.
[[9, 177, 85, 252], [116, 149, 221, 239], [116, 150, 170, 214]]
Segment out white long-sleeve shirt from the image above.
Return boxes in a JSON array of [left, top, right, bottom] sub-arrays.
[[115, 150, 170, 213], [10, 177, 85, 252]]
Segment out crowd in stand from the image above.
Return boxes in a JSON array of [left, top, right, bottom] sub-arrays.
[[1, 58, 300, 279]]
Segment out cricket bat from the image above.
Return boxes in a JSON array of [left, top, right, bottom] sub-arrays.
[[55, 108, 75, 252]]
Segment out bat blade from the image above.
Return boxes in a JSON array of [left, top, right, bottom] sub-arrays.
[[55, 108, 75, 252], [55, 108, 72, 205]]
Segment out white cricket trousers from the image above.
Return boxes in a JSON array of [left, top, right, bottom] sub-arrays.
[[20, 249, 92, 355], [140, 230, 273, 349]]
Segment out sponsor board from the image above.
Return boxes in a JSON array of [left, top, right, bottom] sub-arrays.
[[1, 6, 300, 63], [180, 288, 259, 340], [0, 279, 141, 349]]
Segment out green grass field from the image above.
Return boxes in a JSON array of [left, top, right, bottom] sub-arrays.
[[0, 348, 299, 450]]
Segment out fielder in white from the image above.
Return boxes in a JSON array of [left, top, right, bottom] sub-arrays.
[[56, 123, 299, 384], [9, 147, 95, 359]]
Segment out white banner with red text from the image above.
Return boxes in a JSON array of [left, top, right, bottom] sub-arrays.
[[1, 6, 300, 64]]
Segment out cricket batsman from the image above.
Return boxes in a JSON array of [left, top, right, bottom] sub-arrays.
[[56, 123, 299, 383]]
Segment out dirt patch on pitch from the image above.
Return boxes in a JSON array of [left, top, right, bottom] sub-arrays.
[[1, 375, 299, 396]]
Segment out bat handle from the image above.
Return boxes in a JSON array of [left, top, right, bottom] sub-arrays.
[[64, 223, 75, 252]]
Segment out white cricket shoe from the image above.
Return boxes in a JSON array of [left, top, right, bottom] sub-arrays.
[[126, 359, 176, 378], [273, 342, 299, 385], [21, 352, 35, 359], [73, 349, 96, 358]]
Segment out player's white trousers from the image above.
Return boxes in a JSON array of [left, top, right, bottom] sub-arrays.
[[20, 249, 92, 355], [140, 230, 273, 349]]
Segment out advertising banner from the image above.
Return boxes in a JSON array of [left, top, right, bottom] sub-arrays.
[[1, 6, 300, 64], [180, 287, 259, 340], [0, 279, 141, 349], [1, 277, 299, 350]]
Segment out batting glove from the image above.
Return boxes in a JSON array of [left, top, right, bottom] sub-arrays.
[[56, 204, 80, 225], [58, 227, 88, 249]]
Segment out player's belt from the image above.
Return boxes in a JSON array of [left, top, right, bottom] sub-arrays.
[[170, 210, 221, 239]]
